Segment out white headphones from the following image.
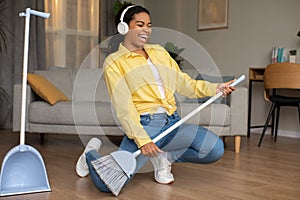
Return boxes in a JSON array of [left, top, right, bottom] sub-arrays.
[[117, 5, 136, 35]]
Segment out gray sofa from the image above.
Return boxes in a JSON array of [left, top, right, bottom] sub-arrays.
[[13, 67, 248, 152]]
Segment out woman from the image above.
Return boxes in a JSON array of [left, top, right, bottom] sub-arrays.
[[75, 4, 235, 193]]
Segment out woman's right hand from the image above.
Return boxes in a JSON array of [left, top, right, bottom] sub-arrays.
[[140, 142, 163, 157], [216, 80, 236, 97]]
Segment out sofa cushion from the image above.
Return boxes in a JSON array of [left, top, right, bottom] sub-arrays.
[[72, 68, 111, 102], [34, 69, 73, 99], [184, 74, 235, 104], [178, 102, 231, 126], [29, 101, 117, 126], [27, 73, 69, 105], [36, 67, 112, 103]]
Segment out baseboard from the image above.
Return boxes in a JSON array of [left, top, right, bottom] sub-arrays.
[[254, 128, 300, 138]]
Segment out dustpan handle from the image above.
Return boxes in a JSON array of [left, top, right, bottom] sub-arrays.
[[19, 8, 51, 145], [19, 8, 51, 19], [19, 8, 31, 145], [133, 75, 245, 157]]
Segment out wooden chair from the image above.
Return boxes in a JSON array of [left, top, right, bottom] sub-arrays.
[[258, 63, 300, 146]]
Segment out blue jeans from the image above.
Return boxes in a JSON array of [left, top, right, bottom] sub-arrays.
[[86, 112, 224, 193]]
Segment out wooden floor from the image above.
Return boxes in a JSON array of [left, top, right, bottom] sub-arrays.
[[0, 129, 300, 200]]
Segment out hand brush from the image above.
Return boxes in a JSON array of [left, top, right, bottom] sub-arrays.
[[92, 75, 245, 196]]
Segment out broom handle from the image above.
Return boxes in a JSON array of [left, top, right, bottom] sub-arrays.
[[133, 75, 245, 157]]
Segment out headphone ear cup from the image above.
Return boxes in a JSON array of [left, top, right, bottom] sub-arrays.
[[117, 22, 129, 35]]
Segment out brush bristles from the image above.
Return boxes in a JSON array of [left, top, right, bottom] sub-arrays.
[[91, 155, 129, 196]]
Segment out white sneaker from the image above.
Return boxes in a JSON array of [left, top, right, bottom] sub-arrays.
[[76, 138, 102, 177], [150, 152, 174, 184]]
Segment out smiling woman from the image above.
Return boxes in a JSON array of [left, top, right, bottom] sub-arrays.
[[75, 4, 236, 196], [123, 11, 152, 57]]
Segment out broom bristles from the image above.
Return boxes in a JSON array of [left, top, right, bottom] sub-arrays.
[[91, 154, 129, 196]]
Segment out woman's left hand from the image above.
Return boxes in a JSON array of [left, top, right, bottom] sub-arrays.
[[216, 80, 236, 97]]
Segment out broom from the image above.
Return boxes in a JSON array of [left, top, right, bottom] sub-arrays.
[[92, 75, 245, 196]]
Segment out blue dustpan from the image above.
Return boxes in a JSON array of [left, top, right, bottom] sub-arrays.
[[0, 8, 51, 196], [0, 145, 51, 196]]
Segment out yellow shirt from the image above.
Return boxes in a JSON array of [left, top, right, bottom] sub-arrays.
[[104, 43, 218, 148]]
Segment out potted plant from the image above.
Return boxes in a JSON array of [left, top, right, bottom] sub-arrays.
[[164, 42, 185, 66], [164, 42, 184, 59], [113, 0, 132, 16], [0, 0, 7, 53], [0, 0, 10, 127], [289, 49, 297, 63]]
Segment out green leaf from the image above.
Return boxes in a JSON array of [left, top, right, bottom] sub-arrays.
[[0, 0, 7, 53], [113, 0, 132, 16], [164, 42, 184, 54]]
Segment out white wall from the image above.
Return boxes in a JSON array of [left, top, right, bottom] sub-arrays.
[[145, 0, 300, 137]]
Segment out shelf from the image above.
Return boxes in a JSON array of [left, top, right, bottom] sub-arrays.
[[249, 67, 265, 81]]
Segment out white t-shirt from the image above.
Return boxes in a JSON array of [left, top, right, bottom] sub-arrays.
[[146, 58, 167, 114]]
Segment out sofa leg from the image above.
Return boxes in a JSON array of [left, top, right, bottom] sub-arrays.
[[234, 136, 241, 153], [40, 133, 46, 144], [222, 136, 227, 148]]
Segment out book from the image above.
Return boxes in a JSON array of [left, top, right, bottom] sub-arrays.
[[271, 47, 288, 63]]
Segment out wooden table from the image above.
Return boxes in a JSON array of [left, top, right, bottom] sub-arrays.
[[247, 67, 269, 137]]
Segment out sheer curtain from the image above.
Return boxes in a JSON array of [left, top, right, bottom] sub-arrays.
[[44, 0, 100, 68]]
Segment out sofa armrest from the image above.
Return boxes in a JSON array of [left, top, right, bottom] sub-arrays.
[[230, 87, 248, 136], [13, 84, 37, 132]]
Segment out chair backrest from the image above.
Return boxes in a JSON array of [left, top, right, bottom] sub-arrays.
[[263, 63, 300, 100]]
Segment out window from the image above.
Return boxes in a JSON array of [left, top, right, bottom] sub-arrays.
[[44, 0, 100, 68]]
